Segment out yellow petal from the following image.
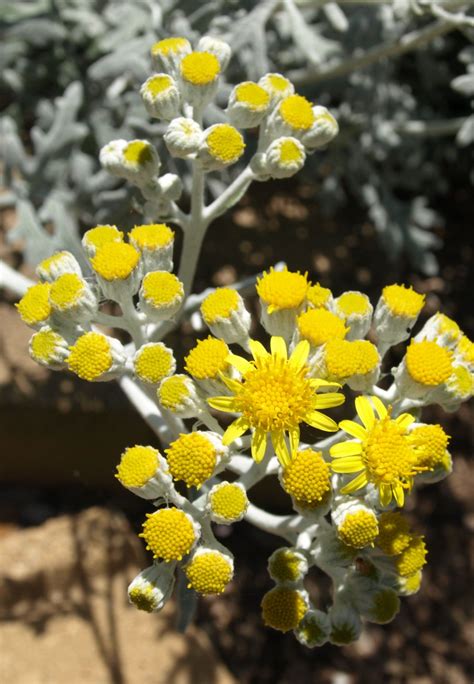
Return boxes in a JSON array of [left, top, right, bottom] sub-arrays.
[[219, 373, 242, 392], [223, 417, 250, 445], [330, 441, 363, 458], [339, 419, 367, 441], [371, 395, 388, 419], [313, 392, 345, 409], [251, 428, 267, 462], [289, 426, 300, 454], [271, 430, 290, 467], [393, 482, 405, 507], [270, 336, 287, 361], [248, 339, 269, 366], [289, 339, 309, 371], [306, 411, 338, 432], [309, 378, 341, 390], [355, 396, 375, 429], [340, 471, 368, 495], [379, 483, 392, 507], [331, 457, 364, 474], [207, 396, 238, 412], [227, 353, 253, 375], [395, 412, 415, 430]]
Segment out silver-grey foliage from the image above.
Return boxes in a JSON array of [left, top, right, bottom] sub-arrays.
[[1, 0, 472, 273]]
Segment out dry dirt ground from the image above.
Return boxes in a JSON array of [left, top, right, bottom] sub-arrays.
[[0, 181, 473, 683]]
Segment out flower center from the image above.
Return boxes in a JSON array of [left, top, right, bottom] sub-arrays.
[[207, 124, 245, 163], [362, 419, 416, 484], [234, 357, 314, 431]]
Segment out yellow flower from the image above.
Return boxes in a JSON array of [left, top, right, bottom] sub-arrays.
[[330, 396, 423, 507], [208, 336, 344, 466]]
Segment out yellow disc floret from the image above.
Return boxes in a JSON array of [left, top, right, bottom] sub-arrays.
[[180, 51, 220, 85], [135, 344, 175, 384], [91, 242, 140, 281], [436, 313, 461, 341], [129, 223, 174, 250], [116, 445, 159, 488], [151, 37, 190, 57], [282, 450, 331, 506], [129, 585, 158, 613], [325, 339, 379, 379], [17, 283, 51, 326], [142, 272, 183, 307], [140, 508, 197, 561], [68, 332, 112, 381], [376, 512, 412, 556], [184, 336, 230, 380], [268, 548, 305, 583], [158, 375, 192, 411], [337, 510, 379, 549], [337, 292, 370, 316], [207, 124, 245, 163], [383, 284, 425, 317], [49, 273, 84, 310], [30, 327, 63, 363], [166, 432, 217, 488], [123, 141, 154, 166], [144, 74, 174, 97], [297, 308, 348, 347], [201, 288, 239, 324], [209, 483, 248, 521], [261, 587, 308, 633], [406, 340, 453, 386], [307, 283, 332, 309], [235, 82, 270, 110], [257, 267, 308, 313], [395, 536, 428, 577], [83, 225, 123, 250], [409, 424, 450, 470], [279, 95, 315, 130], [185, 550, 233, 595], [278, 139, 303, 164]]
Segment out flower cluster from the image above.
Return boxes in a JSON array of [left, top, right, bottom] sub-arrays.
[[15, 34, 472, 646]]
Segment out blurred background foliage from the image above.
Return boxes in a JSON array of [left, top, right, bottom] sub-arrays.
[[1, 0, 473, 273]]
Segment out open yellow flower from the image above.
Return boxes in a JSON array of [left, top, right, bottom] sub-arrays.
[[208, 336, 344, 466], [330, 396, 422, 507]]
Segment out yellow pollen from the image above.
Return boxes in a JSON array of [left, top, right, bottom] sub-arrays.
[[266, 74, 292, 92], [362, 418, 417, 487], [395, 536, 428, 577], [140, 508, 196, 562], [256, 267, 308, 313], [68, 332, 112, 381], [123, 141, 154, 166], [268, 548, 304, 583], [91, 242, 140, 281], [158, 375, 191, 411], [129, 586, 158, 613], [307, 283, 332, 308], [406, 340, 453, 386], [261, 587, 308, 633], [376, 512, 412, 556], [209, 483, 248, 521], [142, 272, 183, 307], [337, 510, 379, 549], [207, 124, 245, 163], [135, 344, 174, 384], [49, 273, 84, 310], [129, 223, 174, 250], [185, 551, 233, 595], [151, 37, 190, 57], [116, 445, 159, 488], [409, 424, 450, 470], [180, 51, 220, 85], [184, 336, 230, 380], [30, 328, 62, 362], [325, 339, 379, 379], [279, 139, 303, 164], [166, 432, 217, 488], [201, 288, 239, 324], [17, 283, 51, 326], [297, 308, 348, 347], [83, 225, 123, 250], [145, 74, 174, 96], [235, 82, 270, 110], [457, 335, 474, 364], [383, 284, 425, 317], [282, 450, 331, 506], [279, 95, 315, 130], [337, 292, 370, 316]]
